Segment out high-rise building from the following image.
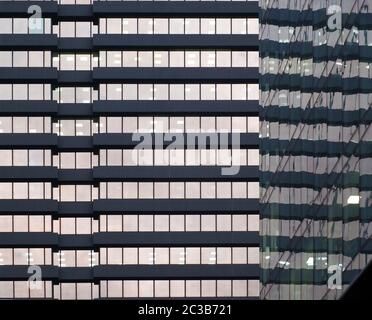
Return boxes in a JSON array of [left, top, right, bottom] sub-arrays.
[[0, 0, 260, 300], [260, 0, 372, 299]]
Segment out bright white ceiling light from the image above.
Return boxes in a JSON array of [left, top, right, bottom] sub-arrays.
[[306, 257, 314, 266], [347, 195, 360, 204]]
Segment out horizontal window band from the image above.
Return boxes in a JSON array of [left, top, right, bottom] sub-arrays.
[[260, 75, 372, 94], [0, 101, 259, 117], [261, 236, 372, 256], [0, 35, 258, 51], [0, 199, 259, 216], [0, 1, 258, 20], [260, 106, 372, 126], [261, 203, 372, 223], [260, 41, 372, 62], [0, 231, 259, 249], [0, 264, 259, 282], [261, 9, 372, 29], [261, 268, 362, 286], [260, 171, 371, 190], [0, 166, 258, 183], [0, 133, 258, 150], [260, 139, 372, 158]]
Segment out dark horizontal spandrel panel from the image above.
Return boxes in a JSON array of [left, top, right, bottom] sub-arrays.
[[93, 34, 259, 50]]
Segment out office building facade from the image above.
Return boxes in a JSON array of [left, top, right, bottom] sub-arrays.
[[0, 0, 260, 299], [260, 0, 372, 299]]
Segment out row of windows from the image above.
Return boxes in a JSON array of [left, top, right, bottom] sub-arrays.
[[0, 214, 259, 233], [261, 154, 364, 175], [99, 83, 259, 101], [99, 148, 259, 166], [0, 18, 51, 34], [0, 215, 53, 233], [1, 116, 258, 134], [262, 24, 370, 47], [0, 149, 260, 167], [0, 117, 51, 133], [52, 118, 260, 136], [98, 50, 259, 68], [100, 213, 259, 232], [0, 183, 51, 200], [0, 248, 52, 266], [99, 247, 259, 265], [99, 116, 259, 133], [1, 18, 257, 37], [98, 18, 258, 35], [261, 121, 362, 143], [99, 181, 259, 199], [261, 57, 372, 78], [100, 279, 260, 298], [261, 91, 371, 111], [0, 50, 258, 69], [0, 84, 258, 101], [0, 51, 52, 68], [0, 280, 259, 299], [0, 150, 52, 167], [0, 84, 51, 100], [0, 182, 259, 200], [0, 247, 259, 266], [0, 16, 259, 36]]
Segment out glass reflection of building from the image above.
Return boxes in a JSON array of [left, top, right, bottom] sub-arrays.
[[260, 0, 372, 299], [0, 0, 260, 299]]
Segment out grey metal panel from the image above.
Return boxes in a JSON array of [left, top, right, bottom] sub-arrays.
[[0, 167, 58, 182], [58, 169, 93, 184], [93, 67, 259, 83], [0, 265, 259, 281], [93, 166, 259, 182], [58, 103, 93, 117], [58, 71, 93, 86], [93, 1, 259, 18], [0, 1, 57, 17], [0, 200, 58, 214], [92, 100, 259, 116], [0, 232, 58, 248], [94, 264, 259, 280], [0, 231, 258, 249], [58, 202, 93, 216], [57, 37, 93, 51], [57, 136, 93, 151], [0, 100, 58, 116], [0, 266, 58, 281], [0, 34, 58, 50], [0, 68, 58, 83], [93, 34, 259, 50], [93, 231, 259, 247], [92, 133, 258, 149], [93, 199, 259, 214], [0, 134, 58, 149]]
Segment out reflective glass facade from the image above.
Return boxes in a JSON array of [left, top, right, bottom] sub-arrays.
[[260, 0, 372, 299], [0, 1, 259, 299]]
